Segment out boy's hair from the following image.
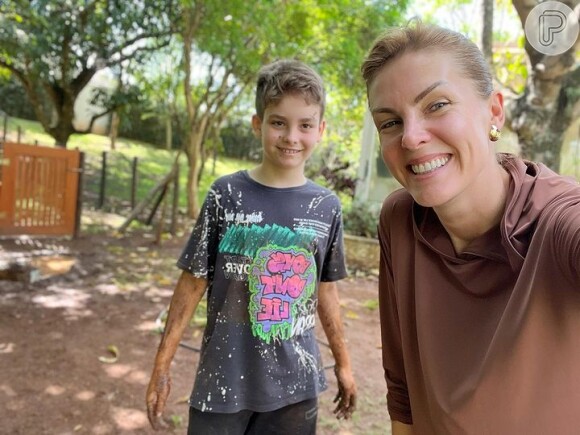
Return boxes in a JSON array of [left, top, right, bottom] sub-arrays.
[[255, 59, 326, 120], [361, 21, 493, 99]]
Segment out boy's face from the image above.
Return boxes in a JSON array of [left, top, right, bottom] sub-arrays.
[[252, 94, 325, 174]]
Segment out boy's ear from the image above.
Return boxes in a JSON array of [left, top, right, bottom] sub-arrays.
[[318, 119, 326, 139], [489, 91, 505, 130], [251, 114, 262, 138]]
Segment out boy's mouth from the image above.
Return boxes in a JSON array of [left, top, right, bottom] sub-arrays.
[[279, 147, 301, 155]]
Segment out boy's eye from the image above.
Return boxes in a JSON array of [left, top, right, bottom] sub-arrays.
[[301, 123, 313, 129], [271, 120, 284, 127]]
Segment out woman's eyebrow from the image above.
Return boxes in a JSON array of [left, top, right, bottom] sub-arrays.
[[414, 81, 446, 104]]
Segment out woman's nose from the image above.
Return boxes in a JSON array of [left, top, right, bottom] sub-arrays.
[[401, 118, 430, 150]]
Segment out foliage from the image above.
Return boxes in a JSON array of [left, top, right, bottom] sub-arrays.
[[175, 0, 410, 217], [220, 120, 262, 162], [307, 145, 358, 203], [0, 0, 179, 146], [342, 200, 381, 239], [0, 76, 36, 120]]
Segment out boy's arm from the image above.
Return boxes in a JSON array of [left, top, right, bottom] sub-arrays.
[[317, 281, 357, 419], [146, 270, 208, 429]]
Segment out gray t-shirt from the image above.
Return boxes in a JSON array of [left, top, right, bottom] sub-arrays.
[[177, 170, 347, 413]]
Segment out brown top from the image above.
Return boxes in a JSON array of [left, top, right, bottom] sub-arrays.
[[378, 155, 580, 434]]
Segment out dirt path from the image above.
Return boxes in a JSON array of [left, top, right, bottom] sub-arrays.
[[0, 225, 391, 434]]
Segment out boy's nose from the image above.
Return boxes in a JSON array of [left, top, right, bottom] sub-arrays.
[[283, 127, 299, 144]]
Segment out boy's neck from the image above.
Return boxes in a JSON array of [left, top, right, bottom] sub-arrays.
[[248, 165, 307, 188]]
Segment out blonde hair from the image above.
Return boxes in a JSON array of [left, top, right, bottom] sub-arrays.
[[255, 59, 326, 120], [361, 22, 493, 98]]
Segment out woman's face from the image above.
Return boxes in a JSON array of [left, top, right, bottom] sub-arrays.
[[367, 49, 504, 209]]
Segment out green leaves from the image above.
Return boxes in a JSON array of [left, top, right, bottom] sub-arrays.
[[0, 0, 180, 146]]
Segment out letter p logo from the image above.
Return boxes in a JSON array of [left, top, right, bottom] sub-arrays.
[[525, 1, 579, 56], [539, 10, 566, 46]]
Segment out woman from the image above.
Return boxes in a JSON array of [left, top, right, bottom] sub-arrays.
[[361, 22, 580, 434]]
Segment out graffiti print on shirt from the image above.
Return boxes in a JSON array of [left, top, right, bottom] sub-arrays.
[[248, 244, 317, 343]]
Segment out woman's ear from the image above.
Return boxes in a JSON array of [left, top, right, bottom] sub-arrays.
[[251, 114, 262, 138], [490, 90, 505, 129]]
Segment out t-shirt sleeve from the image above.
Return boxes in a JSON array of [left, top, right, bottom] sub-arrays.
[[177, 185, 222, 279], [378, 199, 413, 424], [319, 200, 347, 282]]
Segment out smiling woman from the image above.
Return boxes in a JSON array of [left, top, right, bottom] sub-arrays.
[[362, 21, 580, 435]]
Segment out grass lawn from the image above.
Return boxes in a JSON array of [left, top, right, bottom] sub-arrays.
[[2, 116, 254, 213]]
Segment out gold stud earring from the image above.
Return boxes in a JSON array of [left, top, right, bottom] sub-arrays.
[[489, 125, 501, 142]]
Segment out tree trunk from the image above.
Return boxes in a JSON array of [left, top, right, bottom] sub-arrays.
[[165, 117, 173, 150], [48, 90, 77, 147], [481, 0, 494, 66], [185, 127, 204, 219], [109, 112, 120, 150], [507, 0, 580, 172]]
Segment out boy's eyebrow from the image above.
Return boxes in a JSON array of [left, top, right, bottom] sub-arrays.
[[268, 113, 319, 122], [371, 80, 447, 115]]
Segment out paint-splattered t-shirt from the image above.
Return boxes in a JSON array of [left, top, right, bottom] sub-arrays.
[[177, 170, 347, 413]]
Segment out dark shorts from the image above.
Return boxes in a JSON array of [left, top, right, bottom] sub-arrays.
[[187, 398, 318, 435]]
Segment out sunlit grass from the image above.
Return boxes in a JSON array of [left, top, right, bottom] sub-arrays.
[[3, 116, 254, 210]]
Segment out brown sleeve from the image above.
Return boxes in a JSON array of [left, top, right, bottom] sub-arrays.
[[378, 203, 413, 424]]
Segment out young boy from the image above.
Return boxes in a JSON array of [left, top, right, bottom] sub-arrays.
[[146, 59, 357, 434]]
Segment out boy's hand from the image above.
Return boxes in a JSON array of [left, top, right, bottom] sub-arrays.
[[333, 365, 357, 419], [146, 369, 171, 430]]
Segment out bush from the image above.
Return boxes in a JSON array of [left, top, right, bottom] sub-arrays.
[[342, 200, 380, 239], [0, 78, 37, 121], [220, 120, 262, 161]]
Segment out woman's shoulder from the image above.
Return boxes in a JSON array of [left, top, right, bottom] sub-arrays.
[[381, 188, 414, 216]]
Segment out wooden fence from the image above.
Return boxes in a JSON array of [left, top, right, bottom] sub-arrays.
[[0, 142, 83, 236]]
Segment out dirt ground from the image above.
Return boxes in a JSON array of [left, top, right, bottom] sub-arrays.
[[0, 212, 391, 435]]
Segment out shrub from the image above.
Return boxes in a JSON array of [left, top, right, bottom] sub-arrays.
[[342, 200, 380, 239]]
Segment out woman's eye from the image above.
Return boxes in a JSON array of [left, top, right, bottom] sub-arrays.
[[379, 120, 400, 131], [429, 101, 448, 112]]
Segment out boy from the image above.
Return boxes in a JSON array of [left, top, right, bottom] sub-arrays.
[[146, 59, 357, 434]]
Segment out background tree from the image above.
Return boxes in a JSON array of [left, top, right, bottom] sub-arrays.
[[409, 0, 578, 173], [481, 0, 494, 65], [135, 43, 184, 151], [0, 0, 178, 147], [178, 0, 409, 218], [508, 0, 579, 170]]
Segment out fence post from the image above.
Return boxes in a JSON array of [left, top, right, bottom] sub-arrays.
[[170, 160, 179, 235], [131, 157, 138, 209], [17, 126, 21, 143], [74, 152, 85, 238], [2, 114, 7, 142], [98, 151, 107, 209]]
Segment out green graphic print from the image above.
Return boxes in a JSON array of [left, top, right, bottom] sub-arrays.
[[219, 223, 318, 344], [248, 243, 317, 343]]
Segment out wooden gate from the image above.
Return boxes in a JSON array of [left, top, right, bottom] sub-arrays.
[[0, 142, 82, 236]]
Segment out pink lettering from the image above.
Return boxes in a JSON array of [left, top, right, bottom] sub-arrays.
[[266, 251, 311, 275], [291, 253, 311, 274], [257, 297, 290, 321], [260, 274, 306, 298]]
